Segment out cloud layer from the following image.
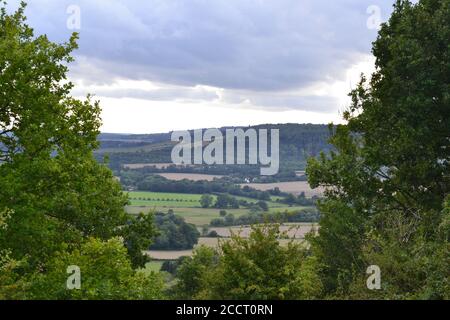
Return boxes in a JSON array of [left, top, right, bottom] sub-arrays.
[[7, 0, 396, 126]]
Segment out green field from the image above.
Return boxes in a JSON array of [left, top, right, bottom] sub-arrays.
[[232, 195, 288, 208], [127, 204, 311, 226], [125, 191, 313, 226], [127, 191, 205, 207], [127, 206, 249, 225], [126, 191, 288, 208]]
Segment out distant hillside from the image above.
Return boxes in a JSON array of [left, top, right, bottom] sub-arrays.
[[96, 124, 333, 175]]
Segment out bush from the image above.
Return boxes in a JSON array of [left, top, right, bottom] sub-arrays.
[[150, 213, 200, 250], [27, 238, 165, 300], [207, 231, 219, 238]]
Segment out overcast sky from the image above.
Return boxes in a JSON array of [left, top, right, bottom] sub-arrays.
[[9, 0, 399, 133]]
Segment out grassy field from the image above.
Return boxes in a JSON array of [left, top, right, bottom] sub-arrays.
[[127, 206, 250, 225], [127, 191, 205, 207], [232, 195, 288, 208], [126, 191, 313, 225], [127, 205, 311, 225], [127, 191, 288, 207]]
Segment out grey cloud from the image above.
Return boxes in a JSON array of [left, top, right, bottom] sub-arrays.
[[9, 0, 395, 111], [73, 84, 220, 102]]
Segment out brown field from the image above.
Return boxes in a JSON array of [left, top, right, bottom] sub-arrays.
[[146, 238, 306, 260], [157, 173, 223, 181], [209, 223, 317, 239], [146, 249, 193, 260], [199, 237, 305, 248], [240, 181, 324, 197], [146, 224, 315, 260], [146, 238, 218, 260]]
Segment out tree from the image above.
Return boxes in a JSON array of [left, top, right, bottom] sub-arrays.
[[219, 210, 227, 217], [285, 193, 297, 206], [207, 230, 219, 238], [161, 257, 188, 275], [224, 213, 235, 225], [0, 208, 28, 300], [0, 1, 128, 266], [210, 224, 322, 299], [173, 225, 323, 300], [122, 212, 158, 268], [215, 194, 229, 209], [172, 246, 218, 299], [0, 2, 159, 298], [271, 187, 281, 196], [150, 213, 200, 250], [257, 200, 269, 212], [258, 191, 271, 201], [27, 238, 164, 300], [307, 0, 449, 298], [200, 194, 213, 208], [228, 196, 240, 209]]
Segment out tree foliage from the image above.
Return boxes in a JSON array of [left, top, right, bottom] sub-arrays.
[[307, 0, 449, 299], [27, 238, 164, 300], [0, 2, 161, 299], [172, 224, 322, 300], [150, 212, 200, 250]]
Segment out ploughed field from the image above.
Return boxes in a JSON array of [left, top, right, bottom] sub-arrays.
[[240, 181, 324, 197]]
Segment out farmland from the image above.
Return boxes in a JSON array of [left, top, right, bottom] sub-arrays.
[[209, 223, 318, 238], [127, 191, 288, 208], [240, 181, 324, 197], [156, 173, 224, 181], [124, 163, 177, 170], [145, 223, 316, 260], [125, 178, 319, 265], [127, 191, 205, 208], [127, 205, 248, 225], [125, 191, 311, 226]]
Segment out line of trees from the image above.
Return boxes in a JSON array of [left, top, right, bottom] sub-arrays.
[[129, 174, 275, 201], [210, 208, 320, 227]]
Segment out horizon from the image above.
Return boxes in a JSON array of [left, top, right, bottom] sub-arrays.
[[99, 122, 331, 135]]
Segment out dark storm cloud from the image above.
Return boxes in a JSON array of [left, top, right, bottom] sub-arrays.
[[8, 0, 395, 111]]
